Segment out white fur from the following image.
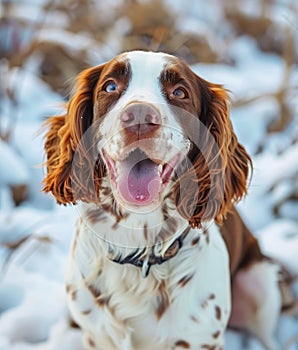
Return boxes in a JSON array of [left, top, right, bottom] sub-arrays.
[[66, 209, 231, 350], [230, 261, 282, 350]]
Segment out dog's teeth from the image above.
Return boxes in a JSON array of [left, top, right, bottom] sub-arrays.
[[158, 164, 163, 175], [185, 139, 191, 149], [124, 148, 135, 158]]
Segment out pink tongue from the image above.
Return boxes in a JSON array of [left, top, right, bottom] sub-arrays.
[[118, 158, 162, 205]]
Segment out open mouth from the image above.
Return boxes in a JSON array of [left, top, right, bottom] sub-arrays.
[[102, 148, 181, 206]]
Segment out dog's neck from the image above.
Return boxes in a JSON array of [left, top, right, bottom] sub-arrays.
[[78, 195, 189, 250], [111, 225, 191, 278], [74, 181, 211, 278], [73, 196, 212, 282], [78, 193, 184, 253]]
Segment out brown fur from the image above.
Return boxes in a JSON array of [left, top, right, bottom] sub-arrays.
[[165, 61, 252, 227], [220, 206, 264, 276], [43, 65, 106, 204]]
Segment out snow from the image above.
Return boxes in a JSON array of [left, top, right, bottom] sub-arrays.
[[194, 37, 287, 100], [0, 1, 297, 349], [0, 139, 29, 186]]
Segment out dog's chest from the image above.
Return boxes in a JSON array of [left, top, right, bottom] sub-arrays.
[[66, 222, 231, 350]]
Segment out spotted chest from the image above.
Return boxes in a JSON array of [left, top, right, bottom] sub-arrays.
[[65, 220, 231, 350]]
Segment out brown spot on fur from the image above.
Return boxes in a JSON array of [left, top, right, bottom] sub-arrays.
[[212, 330, 220, 339], [66, 285, 77, 301], [162, 203, 169, 220], [175, 340, 190, 348], [201, 345, 216, 350], [87, 284, 110, 307], [201, 299, 208, 308], [157, 216, 178, 242], [101, 202, 129, 228], [97, 296, 110, 307], [71, 238, 77, 258], [192, 236, 200, 245], [144, 223, 148, 240], [215, 305, 222, 320], [208, 293, 215, 300], [70, 290, 77, 300], [204, 230, 210, 244], [100, 186, 112, 197], [107, 304, 116, 318], [88, 284, 101, 298], [71, 225, 80, 257], [86, 207, 106, 224], [82, 309, 92, 315], [156, 281, 170, 320], [112, 221, 119, 230], [190, 315, 199, 323], [178, 274, 194, 287], [69, 318, 79, 329], [88, 337, 96, 348]]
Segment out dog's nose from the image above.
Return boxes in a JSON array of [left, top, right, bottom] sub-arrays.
[[121, 103, 161, 135]]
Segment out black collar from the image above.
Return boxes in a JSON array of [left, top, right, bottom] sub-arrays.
[[111, 226, 191, 278]]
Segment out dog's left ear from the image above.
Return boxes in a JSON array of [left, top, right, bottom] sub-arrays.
[[206, 81, 252, 212], [182, 77, 252, 228]]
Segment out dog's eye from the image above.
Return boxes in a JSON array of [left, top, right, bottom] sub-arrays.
[[172, 87, 188, 99], [104, 81, 118, 93]]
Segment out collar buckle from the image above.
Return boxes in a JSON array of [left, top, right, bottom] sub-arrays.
[[141, 255, 151, 278], [111, 226, 190, 277]]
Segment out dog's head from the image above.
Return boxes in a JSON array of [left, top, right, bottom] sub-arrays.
[[43, 51, 251, 227]]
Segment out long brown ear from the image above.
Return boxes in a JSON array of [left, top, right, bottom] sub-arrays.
[[43, 65, 105, 204], [176, 78, 252, 228], [204, 82, 252, 217]]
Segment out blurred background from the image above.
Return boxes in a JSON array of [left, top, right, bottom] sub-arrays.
[[0, 0, 297, 349]]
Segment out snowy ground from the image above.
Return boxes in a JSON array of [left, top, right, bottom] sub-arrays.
[[1, 3, 298, 349]]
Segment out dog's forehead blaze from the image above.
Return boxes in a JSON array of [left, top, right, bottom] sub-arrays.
[[124, 51, 194, 83], [124, 51, 169, 93]]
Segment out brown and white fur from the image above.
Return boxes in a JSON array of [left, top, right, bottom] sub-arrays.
[[43, 51, 285, 350]]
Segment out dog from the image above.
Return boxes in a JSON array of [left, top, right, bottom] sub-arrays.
[[43, 51, 287, 350]]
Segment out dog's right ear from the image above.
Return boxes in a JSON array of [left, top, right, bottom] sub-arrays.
[[43, 65, 105, 204]]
